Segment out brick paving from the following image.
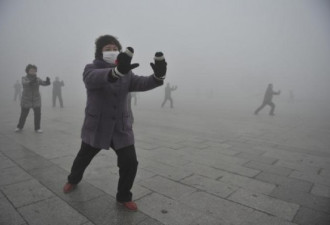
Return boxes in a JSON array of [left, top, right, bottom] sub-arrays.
[[1, 96, 330, 225]]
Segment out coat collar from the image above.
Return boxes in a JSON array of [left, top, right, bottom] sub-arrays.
[[93, 58, 115, 69]]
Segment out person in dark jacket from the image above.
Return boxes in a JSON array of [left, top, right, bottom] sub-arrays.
[[15, 64, 50, 133], [254, 83, 281, 116], [161, 82, 177, 108], [63, 35, 167, 211], [13, 80, 22, 101], [52, 76, 64, 108]]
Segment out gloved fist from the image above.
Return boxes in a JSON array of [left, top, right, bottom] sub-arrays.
[[114, 47, 139, 77], [150, 52, 167, 80]]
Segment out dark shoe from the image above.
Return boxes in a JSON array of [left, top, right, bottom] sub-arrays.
[[63, 183, 76, 193], [117, 201, 138, 211]]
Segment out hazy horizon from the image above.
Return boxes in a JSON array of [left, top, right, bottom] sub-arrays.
[[1, 0, 330, 112]]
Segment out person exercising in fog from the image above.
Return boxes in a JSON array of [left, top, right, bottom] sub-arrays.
[[63, 35, 167, 211], [254, 83, 280, 116], [161, 82, 177, 108]]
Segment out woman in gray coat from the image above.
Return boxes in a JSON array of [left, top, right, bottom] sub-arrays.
[[15, 64, 50, 133], [63, 35, 167, 211]]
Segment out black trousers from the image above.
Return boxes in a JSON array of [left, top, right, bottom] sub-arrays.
[[53, 93, 63, 107], [161, 97, 173, 108], [17, 107, 41, 130], [68, 142, 138, 202], [254, 101, 275, 115]]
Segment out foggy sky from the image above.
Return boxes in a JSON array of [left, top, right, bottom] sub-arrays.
[[1, 0, 330, 106]]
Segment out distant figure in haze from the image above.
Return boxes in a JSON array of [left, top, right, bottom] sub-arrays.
[[13, 80, 22, 101], [131, 92, 138, 106], [161, 82, 177, 108], [289, 90, 294, 103], [15, 64, 50, 133], [254, 83, 280, 116], [127, 92, 134, 124], [52, 76, 64, 108]]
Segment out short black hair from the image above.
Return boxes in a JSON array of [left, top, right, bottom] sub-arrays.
[[95, 35, 122, 59], [25, 64, 37, 73]]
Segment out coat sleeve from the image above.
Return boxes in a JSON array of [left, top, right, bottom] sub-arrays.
[[38, 78, 50, 86], [129, 72, 163, 92], [83, 64, 114, 90]]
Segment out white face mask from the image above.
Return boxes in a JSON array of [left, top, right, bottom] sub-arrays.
[[103, 51, 119, 64]]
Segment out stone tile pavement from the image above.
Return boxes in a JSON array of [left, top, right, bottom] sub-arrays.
[[1, 97, 330, 225]]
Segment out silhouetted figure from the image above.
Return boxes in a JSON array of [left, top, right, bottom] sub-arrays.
[[161, 82, 177, 108], [289, 90, 294, 103], [15, 64, 50, 133], [254, 83, 280, 116], [52, 76, 64, 107], [131, 92, 138, 106], [13, 80, 22, 101]]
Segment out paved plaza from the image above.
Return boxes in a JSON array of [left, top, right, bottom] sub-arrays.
[[1, 95, 330, 225]]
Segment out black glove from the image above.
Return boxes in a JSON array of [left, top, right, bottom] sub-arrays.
[[150, 52, 167, 80], [113, 47, 139, 77], [46, 77, 50, 85]]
